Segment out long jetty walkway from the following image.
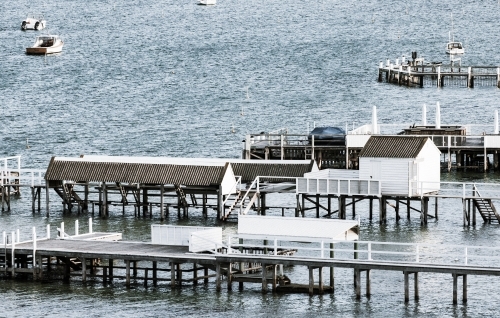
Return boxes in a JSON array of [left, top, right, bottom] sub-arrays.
[[2, 223, 500, 304], [377, 56, 500, 88]]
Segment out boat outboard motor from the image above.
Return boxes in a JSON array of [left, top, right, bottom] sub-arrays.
[[34, 21, 40, 30], [21, 21, 27, 30]]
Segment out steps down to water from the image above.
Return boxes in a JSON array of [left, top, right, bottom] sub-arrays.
[[472, 185, 500, 224]]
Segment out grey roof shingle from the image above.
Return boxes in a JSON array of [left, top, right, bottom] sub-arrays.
[[231, 162, 316, 183], [358, 136, 429, 158], [45, 159, 226, 186]]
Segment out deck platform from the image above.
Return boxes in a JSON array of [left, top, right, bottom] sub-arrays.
[[2, 234, 500, 303]]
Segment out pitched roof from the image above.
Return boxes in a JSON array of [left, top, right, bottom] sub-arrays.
[[78, 156, 316, 183], [358, 136, 429, 158], [45, 158, 227, 186], [230, 162, 316, 183]]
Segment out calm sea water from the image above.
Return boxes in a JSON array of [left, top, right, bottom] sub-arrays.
[[2, 0, 500, 316]]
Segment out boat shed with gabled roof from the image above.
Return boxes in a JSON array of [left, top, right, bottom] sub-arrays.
[[44, 156, 318, 219], [358, 136, 441, 196]]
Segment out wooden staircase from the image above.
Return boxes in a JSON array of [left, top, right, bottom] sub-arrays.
[[174, 184, 189, 208], [222, 191, 243, 221], [53, 183, 84, 211], [472, 185, 500, 224]]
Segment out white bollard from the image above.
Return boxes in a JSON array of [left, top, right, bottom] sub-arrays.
[[46, 224, 50, 239], [75, 220, 79, 236], [60, 222, 65, 238], [396, 58, 399, 65], [379, 61, 383, 68], [372, 106, 378, 134], [422, 104, 427, 126], [495, 110, 499, 134], [386, 59, 390, 67], [89, 218, 93, 234]]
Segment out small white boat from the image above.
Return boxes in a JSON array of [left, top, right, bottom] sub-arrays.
[[26, 35, 64, 55], [446, 41, 464, 55], [445, 13, 464, 55], [21, 14, 46, 30], [198, 0, 216, 5]]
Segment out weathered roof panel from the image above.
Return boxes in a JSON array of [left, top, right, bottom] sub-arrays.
[[358, 136, 429, 158], [45, 159, 225, 186]]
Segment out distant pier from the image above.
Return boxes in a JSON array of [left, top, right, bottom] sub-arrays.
[[377, 55, 500, 88]]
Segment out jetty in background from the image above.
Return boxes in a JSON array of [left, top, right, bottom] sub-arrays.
[[377, 53, 500, 88], [243, 106, 500, 173]]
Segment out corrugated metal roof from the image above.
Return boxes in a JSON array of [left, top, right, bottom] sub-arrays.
[[45, 159, 225, 186], [231, 161, 316, 183], [358, 136, 429, 158]]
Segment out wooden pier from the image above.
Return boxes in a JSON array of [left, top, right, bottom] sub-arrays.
[[377, 57, 500, 88], [2, 225, 500, 304]]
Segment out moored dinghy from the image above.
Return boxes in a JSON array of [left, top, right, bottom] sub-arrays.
[[21, 14, 46, 30], [26, 35, 64, 55]]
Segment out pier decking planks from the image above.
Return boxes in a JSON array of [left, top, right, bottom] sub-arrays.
[[2, 238, 499, 303]]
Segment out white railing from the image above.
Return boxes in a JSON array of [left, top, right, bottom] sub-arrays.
[[222, 236, 500, 268], [222, 176, 242, 206], [1, 156, 21, 171], [238, 176, 297, 215], [296, 177, 381, 196], [410, 181, 500, 199], [0, 169, 46, 187]]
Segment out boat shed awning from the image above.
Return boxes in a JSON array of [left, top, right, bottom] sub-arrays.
[[45, 156, 234, 189], [79, 156, 318, 183]]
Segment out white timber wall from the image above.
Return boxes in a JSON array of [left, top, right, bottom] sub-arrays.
[[414, 139, 441, 194], [359, 157, 411, 196], [151, 225, 221, 246], [220, 163, 238, 195]]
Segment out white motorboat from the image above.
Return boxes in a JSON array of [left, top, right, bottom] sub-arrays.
[[445, 13, 464, 55], [26, 35, 63, 55], [21, 14, 46, 30], [446, 41, 464, 55], [198, 0, 216, 5]]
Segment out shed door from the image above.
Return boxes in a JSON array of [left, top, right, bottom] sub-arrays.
[[370, 160, 381, 180]]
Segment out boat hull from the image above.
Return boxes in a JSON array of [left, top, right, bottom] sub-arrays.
[[446, 48, 464, 55], [26, 42, 64, 55], [198, 0, 216, 5]]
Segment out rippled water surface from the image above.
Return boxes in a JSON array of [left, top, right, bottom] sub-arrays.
[[2, 0, 500, 316]]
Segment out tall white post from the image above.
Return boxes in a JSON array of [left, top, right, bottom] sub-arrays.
[[495, 110, 499, 134], [436, 102, 441, 129], [89, 217, 93, 234], [372, 106, 378, 134], [60, 222, 64, 238], [422, 104, 427, 126], [46, 224, 50, 239], [75, 220, 79, 236]]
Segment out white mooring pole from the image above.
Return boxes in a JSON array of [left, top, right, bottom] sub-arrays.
[[422, 104, 427, 126], [436, 102, 441, 129], [372, 106, 378, 134], [495, 110, 499, 134]]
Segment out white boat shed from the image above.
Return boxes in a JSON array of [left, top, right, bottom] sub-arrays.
[[358, 136, 441, 196]]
